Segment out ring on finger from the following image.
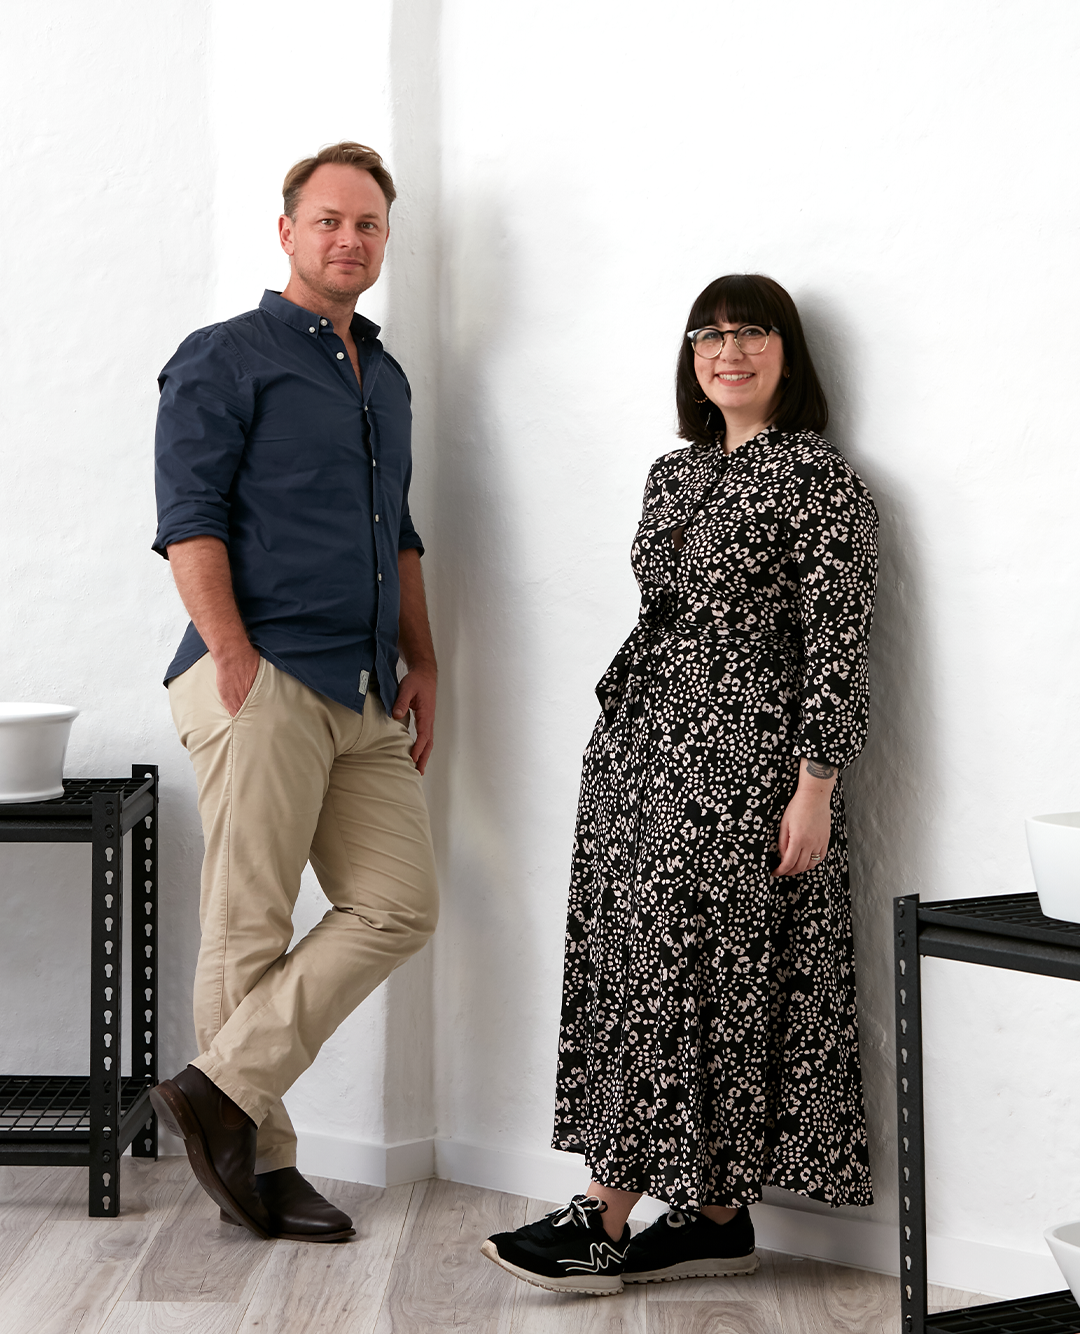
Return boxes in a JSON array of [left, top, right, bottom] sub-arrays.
[[809, 852, 822, 862]]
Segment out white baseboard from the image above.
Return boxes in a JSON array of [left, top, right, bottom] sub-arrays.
[[292, 1130, 1062, 1300], [296, 1130, 434, 1188], [924, 1232, 1062, 1302], [750, 1202, 1061, 1299]]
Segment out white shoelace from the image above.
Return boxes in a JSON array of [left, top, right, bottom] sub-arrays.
[[548, 1195, 605, 1229]]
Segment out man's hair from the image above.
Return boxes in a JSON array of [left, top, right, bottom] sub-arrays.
[[282, 142, 397, 220]]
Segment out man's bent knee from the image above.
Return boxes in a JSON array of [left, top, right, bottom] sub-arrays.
[[334, 884, 438, 957]]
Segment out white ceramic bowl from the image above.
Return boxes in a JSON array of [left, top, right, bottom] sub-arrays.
[[1045, 1219, 1080, 1305], [1026, 813, 1080, 925], [0, 703, 80, 803]]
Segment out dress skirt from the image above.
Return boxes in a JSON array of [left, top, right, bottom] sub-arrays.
[[552, 427, 879, 1210]]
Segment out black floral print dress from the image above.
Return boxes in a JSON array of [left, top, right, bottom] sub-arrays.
[[552, 427, 878, 1210]]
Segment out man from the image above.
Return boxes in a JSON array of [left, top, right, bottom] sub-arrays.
[[149, 142, 438, 1243]]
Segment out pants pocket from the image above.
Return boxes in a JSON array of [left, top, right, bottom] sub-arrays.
[[228, 655, 269, 721]]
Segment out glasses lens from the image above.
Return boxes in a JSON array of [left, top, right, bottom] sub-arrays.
[[692, 329, 725, 358], [736, 327, 768, 354]]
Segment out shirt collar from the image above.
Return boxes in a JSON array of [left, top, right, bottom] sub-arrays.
[[259, 289, 382, 342]]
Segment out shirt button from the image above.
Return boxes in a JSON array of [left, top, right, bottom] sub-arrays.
[[378, 573, 382, 581], [321, 319, 328, 326], [336, 352, 345, 360], [375, 514, 380, 522], [308, 326, 315, 333]]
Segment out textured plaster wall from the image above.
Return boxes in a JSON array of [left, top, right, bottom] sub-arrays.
[[0, 0, 428, 1152], [428, 0, 1080, 1273], [0, 0, 215, 1089], [3, 0, 1080, 1285], [205, 0, 406, 1152]]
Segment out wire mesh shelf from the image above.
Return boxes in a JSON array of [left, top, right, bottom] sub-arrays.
[[929, 1290, 1080, 1332], [0, 1075, 150, 1138], [0, 777, 152, 822], [919, 893, 1080, 949], [0, 766, 159, 1215]]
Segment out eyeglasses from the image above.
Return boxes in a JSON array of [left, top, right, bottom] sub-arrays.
[[687, 325, 779, 358]]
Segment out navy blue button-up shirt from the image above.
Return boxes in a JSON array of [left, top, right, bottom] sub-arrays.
[[153, 290, 423, 712]]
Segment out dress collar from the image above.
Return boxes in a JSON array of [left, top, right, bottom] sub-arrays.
[[694, 424, 779, 459]]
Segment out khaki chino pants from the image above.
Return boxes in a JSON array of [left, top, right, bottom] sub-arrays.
[[169, 654, 438, 1171]]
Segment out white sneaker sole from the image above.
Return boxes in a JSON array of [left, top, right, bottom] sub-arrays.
[[622, 1251, 760, 1283], [480, 1240, 623, 1295]]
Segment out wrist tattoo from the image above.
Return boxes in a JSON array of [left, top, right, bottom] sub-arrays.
[[805, 759, 838, 780]]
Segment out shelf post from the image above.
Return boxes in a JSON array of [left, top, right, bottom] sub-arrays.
[[130, 765, 159, 1159], [895, 895, 928, 1334], [89, 789, 123, 1216]]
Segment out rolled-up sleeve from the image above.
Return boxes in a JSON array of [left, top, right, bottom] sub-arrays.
[[396, 461, 425, 556], [152, 329, 255, 558]]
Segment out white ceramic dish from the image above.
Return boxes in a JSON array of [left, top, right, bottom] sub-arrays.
[[1026, 813, 1080, 925], [1045, 1219, 1080, 1305], [0, 703, 80, 803]]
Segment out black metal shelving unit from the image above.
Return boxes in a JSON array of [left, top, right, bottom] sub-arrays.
[[895, 892, 1080, 1334], [0, 767, 159, 1216]]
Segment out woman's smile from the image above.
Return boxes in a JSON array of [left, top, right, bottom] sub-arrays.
[[694, 320, 786, 443]]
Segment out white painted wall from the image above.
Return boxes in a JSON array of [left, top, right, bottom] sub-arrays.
[[0, 0, 426, 1157], [3, 0, 1080, 1299], [428, 0, 1080, 1296], [0, 0, 215, 1087], [205, 0, 406, 1157]]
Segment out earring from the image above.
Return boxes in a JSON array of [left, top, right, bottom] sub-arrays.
[[782, 367, 791, 379], [693, 387, 708, 403]]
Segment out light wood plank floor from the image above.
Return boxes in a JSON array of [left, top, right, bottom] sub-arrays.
[[0, 1159, 995, 1334]]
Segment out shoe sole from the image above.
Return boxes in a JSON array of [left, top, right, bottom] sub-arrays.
[[623, 1251, 760, 1283], [219, 1210, 356, 1243], [480, 1240, 623, 1295], [149, 1081, 271, 1240]]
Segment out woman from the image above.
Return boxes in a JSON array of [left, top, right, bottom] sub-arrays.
[[483, 275, 879, 1296]]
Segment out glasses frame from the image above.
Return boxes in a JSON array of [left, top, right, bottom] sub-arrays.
[[686, 324, 780, 358]]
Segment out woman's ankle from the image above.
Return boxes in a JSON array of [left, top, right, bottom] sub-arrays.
[[586, 1181, 641, 1239], [699, 1204, 739, 1226]]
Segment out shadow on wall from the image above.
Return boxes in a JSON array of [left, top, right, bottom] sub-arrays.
[[423, 185, 561, 1125], [762, 291, 940, 1226], [389, 0, 556, 1141], [378, 0, 444, 1146]]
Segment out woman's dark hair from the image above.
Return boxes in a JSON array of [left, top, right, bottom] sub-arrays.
[[675, 274, 828, 444]]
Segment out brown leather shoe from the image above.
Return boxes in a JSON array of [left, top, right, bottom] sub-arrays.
[[219, 1167, 355, 1242], [150, 1066, 271, 1238]]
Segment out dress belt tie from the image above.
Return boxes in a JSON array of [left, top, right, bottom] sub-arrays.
[[643, 617, 796, 646], [595, 618, 798, 720]]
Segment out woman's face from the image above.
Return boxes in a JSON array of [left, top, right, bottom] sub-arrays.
[[694, 320, 787, 426]]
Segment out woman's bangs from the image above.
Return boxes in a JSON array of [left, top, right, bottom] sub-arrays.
[[690, 275, 786, 335]]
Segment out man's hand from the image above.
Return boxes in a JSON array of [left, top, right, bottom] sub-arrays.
[[395, 548, 437, 774], [392, 665, 437, 774], [166, 536, 260, 717], [214, 642, 262, 718]]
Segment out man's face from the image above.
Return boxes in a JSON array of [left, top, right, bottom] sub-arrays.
[[278, 163, 389, 304]]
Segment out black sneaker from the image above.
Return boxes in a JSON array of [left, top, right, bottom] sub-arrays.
[[481, 1194, 630, 1295], [622, 1205, 758, 1283]]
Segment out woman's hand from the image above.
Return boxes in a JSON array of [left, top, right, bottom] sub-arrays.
[[773, 758, 838, 876]]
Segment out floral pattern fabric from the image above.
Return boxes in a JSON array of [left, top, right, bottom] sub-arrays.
[[552, 428, 879, 1210]]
